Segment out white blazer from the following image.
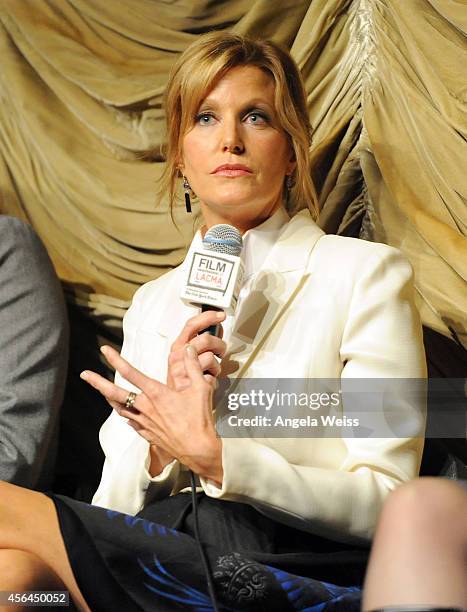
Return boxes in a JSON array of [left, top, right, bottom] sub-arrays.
[[92, 210, 427, 543]]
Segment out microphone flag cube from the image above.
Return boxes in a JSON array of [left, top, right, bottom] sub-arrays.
[[180, 247, 244, 312]]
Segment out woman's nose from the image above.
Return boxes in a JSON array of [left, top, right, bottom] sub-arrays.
[[224, 141, 244, 154], [222, 122, 245, 154]]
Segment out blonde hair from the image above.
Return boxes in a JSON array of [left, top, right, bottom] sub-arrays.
[[157, 31, 318, 219]]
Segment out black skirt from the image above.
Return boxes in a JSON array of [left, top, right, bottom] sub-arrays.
[[50, 492, 368, 611]]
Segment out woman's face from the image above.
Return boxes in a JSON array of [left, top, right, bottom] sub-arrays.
[[180, 65, 296, 233]]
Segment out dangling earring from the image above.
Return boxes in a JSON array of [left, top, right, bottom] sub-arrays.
[[183, 175, 192, 213], [286, 175, 294, 191]]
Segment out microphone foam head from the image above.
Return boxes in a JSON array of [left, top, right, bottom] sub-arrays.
[[203, 224, 243, 256]]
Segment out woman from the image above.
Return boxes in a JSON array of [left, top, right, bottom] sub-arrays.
[[0, 32, 427, 611]]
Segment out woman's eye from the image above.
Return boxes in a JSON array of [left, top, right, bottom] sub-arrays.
[[196, 113, 215, 125], [246, 112, 268, 125], [195, 111, 269, 126]]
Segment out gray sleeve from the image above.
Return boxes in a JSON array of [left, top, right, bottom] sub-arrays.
[[0, 217, 69, 489]]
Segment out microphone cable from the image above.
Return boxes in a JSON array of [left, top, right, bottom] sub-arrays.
[[190, 470, 221, 612]]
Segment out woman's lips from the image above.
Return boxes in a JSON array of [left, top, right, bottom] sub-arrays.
[[213, 168, 252, 176], [211, 164, 253, 176]]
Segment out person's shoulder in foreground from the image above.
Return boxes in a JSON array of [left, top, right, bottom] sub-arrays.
[[0, 215, 69, 489]]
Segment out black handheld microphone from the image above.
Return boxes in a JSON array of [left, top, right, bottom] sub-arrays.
[[180, 224, 244, 336], [181, 225, 244, 612]]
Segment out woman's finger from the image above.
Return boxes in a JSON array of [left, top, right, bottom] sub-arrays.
[[184, 344, 206, 385], [173, 377, 191, 392], [100, 345, 164, 398], [126, 420, 154, 443], [203, 373, 218, 390], [125, 417, 168, 453], [198, 352, 221, 377], [167, 358, 186, 380], [189, 333, 227, 358], [109, 399, 125, 413], [172, 310, 225, 349], [80, 369, 135, 405], [120, 408, 152, 430]]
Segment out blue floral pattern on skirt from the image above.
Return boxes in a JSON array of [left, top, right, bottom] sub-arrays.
[[104, 508, 362, 611]]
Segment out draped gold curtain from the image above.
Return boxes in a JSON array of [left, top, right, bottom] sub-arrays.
[[1, 0, 466, 346]]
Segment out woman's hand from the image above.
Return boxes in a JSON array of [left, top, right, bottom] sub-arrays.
[[81, 344, 223, 485], [167, 310, 226, 391]]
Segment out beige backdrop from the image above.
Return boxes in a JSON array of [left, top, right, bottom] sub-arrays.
[[1, 0, 466, 345]]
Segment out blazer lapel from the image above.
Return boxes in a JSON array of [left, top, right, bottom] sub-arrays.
[[152, 211, 325, 382], [222, 211, 325, 381]]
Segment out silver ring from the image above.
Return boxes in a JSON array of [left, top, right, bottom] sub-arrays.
[[124, 391, 137, 410]]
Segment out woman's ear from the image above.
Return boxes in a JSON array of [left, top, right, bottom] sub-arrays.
[[287, 158, 297, 175], [176, 149, 184, 174], [287, 144, 297, 174]]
